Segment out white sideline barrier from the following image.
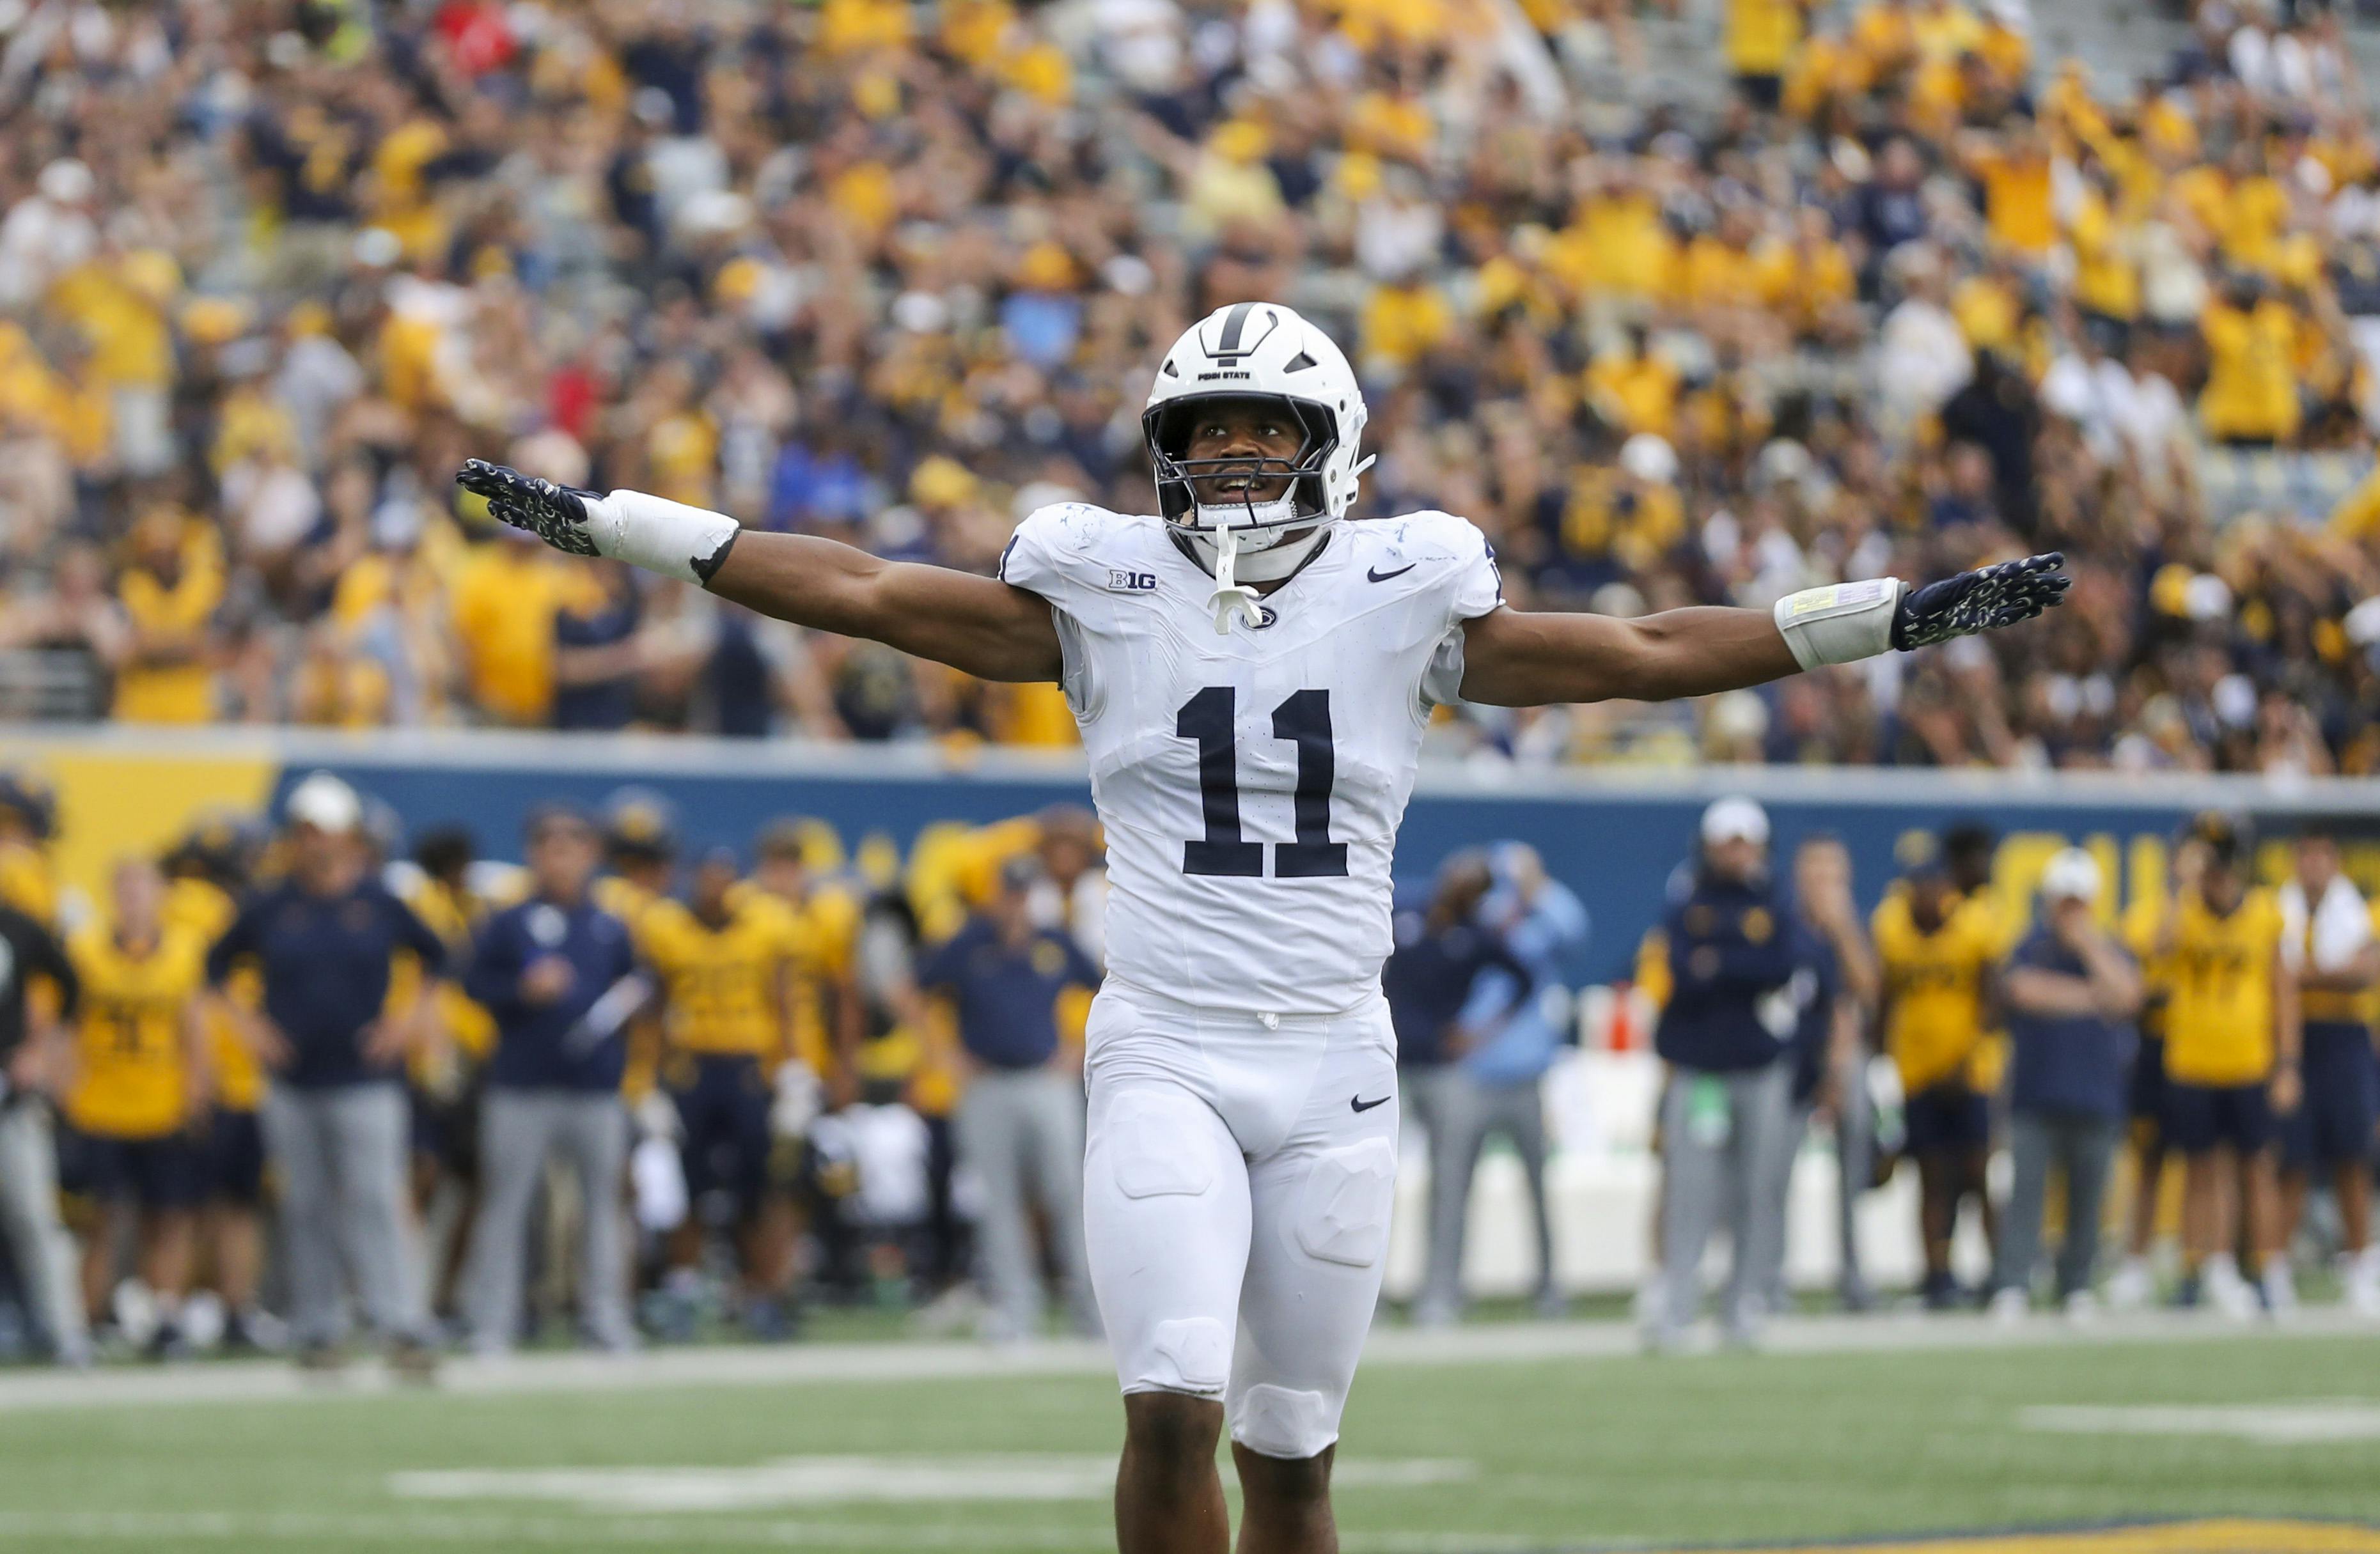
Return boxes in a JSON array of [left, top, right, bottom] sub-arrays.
[[1382, 1050, 1997, 1300]]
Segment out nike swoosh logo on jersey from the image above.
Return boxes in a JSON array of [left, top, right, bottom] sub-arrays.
[[1366, 563, 1416, 583], [1350, 1094, 1390, 1113]]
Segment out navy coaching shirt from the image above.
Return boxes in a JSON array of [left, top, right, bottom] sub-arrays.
[[916, 917, 1100, 1070], [465, 896, 641, 1093], [206, 880, 446, 1089], [1383, 910, 1531, 1069], [2003, 926, 2137, 1119], [1654, 875, 1817, 1073]]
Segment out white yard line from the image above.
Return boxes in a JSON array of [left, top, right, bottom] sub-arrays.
[[0, 1307, 2368, 1415], [0, 1510, 1567, 1553]]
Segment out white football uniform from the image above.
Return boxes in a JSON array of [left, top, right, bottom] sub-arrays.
[[999, 501, 1502, 1459]]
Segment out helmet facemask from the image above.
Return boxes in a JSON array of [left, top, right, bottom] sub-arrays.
[[1145, 394, 1338, 545], [1145, 394, 1340, 632]]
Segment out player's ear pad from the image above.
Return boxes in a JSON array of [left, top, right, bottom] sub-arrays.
[[1110, 1091, 1219, 1199], [1294, 1138, 1396, 1266], [1232, 1384, 1335, 1461]]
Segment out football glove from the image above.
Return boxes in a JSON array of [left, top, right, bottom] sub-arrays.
[[455, 459, 741, 584], [455, 458, 602, 557], [1891, 551, 2070, 651]]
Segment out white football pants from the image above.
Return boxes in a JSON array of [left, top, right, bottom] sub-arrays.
[[1082, 979, 1398, 1461]]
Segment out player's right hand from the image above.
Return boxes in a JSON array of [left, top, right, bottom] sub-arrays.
[[456, 458, 604, 557]]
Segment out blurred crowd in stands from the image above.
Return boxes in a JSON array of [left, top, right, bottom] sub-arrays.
[[6, 0, 2380, 770]]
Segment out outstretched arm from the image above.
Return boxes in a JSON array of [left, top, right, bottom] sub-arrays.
[[707, 531, 1061, 683], [1458, 554, 2068, 707], [457, 462, 1062, 683], [1459, 604, 1796, 705]]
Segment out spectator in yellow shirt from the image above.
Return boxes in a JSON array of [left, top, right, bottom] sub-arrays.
[[1849, 0, 1920, 84], [450, 528, 568, 725], [2068, 165, 2142, 330], [1966, 119, 2057, 261], [112, 506, 223, 725], [1359, 275, 1455, 379], [1585, 325, 1681, 439], [1727, 0, 1807, 107], [2199, 278, 2303, 446]]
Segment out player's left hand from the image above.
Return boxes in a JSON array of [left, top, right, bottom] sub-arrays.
[[1891, 552, 2069, 651]]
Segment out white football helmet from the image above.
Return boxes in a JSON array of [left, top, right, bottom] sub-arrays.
[[1143, 302, 1370, 542], [1143, 302, 1371, 630]]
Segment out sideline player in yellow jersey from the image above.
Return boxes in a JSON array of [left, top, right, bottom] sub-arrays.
[[595, 788, 679, 942], [60, 859, 211, 1358], [2274, 828, 2379, 1315], [744, 820, 863, 1101], [1874, 853, 2004, 1307], [643, 849, 804, 1338], [396, 825, 508, 1321], [2157, 814, 2299, 1317], [160, 815, 276, 1353], [0, 770, 61, 926]]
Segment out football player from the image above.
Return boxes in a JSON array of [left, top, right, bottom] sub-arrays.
[[641, 849, 805, 1338], [162, 813, 275, 1352], [61, 858, 211, 1357], [462, 301, 2067, 1553], [2157, 814, 2299, 1316], [2274, 828, 2379, 1314], [1873, 853, 2005, 1308]]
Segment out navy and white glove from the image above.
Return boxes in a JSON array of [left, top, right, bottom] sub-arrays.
[[1773, 552, 2069, 670], [455, 459, 740, 584], [1891, 551, 2070, 651], [455, 459, 602, 557]]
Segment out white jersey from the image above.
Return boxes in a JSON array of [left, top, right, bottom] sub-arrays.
[[999, 503, 1503, 1017]]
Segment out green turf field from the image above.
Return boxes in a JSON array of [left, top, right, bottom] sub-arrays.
[[1, 1324, 2376, 1552]]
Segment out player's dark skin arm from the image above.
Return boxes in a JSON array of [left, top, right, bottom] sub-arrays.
[[704, 533, 1063, 684], [698, 406, 1301, 685], [1457, 604, 1801, 706], [710, 535, 1801, 708], [465, 402, 2058, 706]]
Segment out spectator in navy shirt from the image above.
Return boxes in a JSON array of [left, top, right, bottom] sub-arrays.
[[911, 855, 1101, 1342], [1384, 850, 1532, 1326], [458, 806, 645, 1355], [205, 773, 445, 1374], [1990, 850, 2143, 1319]]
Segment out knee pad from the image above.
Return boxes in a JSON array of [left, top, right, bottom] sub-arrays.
[[1294, 1138, 1396, 1268], [1230, 1383, 1336, 1461], [1125, 1315, 1231, 1396]]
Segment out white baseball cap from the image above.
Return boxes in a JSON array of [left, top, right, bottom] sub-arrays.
[[1700, 796, 1771, 849], [2039, 847, 2102, 905], [285, 772, 362, 835]]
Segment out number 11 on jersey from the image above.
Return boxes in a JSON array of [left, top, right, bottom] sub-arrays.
[[1175, 687, 1349, 879]]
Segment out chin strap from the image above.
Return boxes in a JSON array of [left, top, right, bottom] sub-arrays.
[[1208, 527, 1266, 635]]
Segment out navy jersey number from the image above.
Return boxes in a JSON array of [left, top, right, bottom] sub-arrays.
[[1176, 687, 1349, 878]]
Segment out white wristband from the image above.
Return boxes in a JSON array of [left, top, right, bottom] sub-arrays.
[[1773, 578, 1905, 670], [585, 489, 742, 586]]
